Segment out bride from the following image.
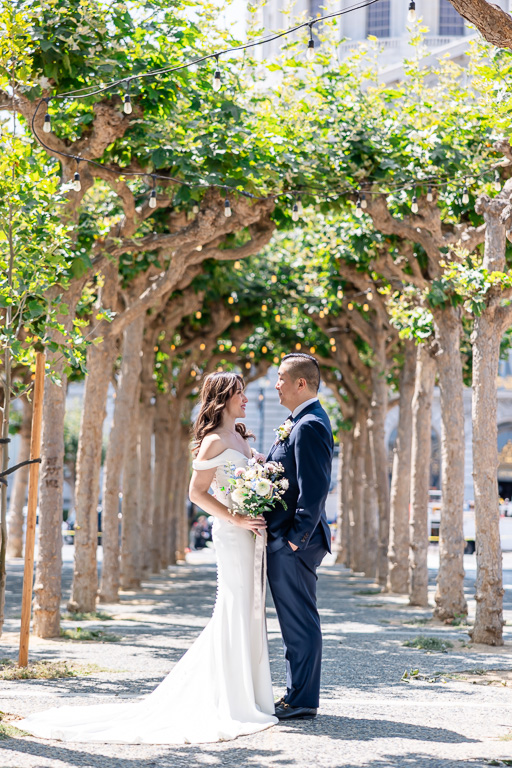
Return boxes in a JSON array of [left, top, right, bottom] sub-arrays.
[[18, 371, 278, 744]]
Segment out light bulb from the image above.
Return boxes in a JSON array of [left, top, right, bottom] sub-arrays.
[[213, 68, 221, 92], [367, 290, 373, 301], [411, 194, 418, 214], [348, 302, 354, 311], [149, 189, 157, 208], [43, 114, 51, 133], [361, 193, 367, 209], [307, 38, 315, 62], [462, 187, 469, 205], [292, 203, 299, 222], [426, 185, 433, 202], [192, 204, 199, 214], [337, 289, 343, 299], [407, 0, 416, 23], [73, 171, 81, 192], [355, 199, 363, 218], [363, 303, 369, 312], [494, 170, 501, 192], [224, 198, 232, 217], [123, 94, 132, 114]]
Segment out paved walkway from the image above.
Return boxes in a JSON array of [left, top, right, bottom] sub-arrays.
[[2, 549, 512, 768]]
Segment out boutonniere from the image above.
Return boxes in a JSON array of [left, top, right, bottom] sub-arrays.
[[275, 419, 294, 443]]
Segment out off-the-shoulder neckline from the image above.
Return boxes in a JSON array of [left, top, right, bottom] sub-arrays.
[[194, 448, 251, 462]]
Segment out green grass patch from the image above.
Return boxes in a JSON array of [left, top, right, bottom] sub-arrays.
[[0, 658, 106, 680], [60, 627, 121, 642], [61, 611, 114, 621], [402, 635, 453, 653], [0, 720, 29, 740]]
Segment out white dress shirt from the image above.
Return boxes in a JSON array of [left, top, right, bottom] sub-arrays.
[[291, 397, 319, 420]]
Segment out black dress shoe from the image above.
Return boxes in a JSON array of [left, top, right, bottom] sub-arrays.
[[274, 703, 317, 719]]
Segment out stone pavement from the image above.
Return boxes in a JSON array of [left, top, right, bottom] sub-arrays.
[[2, 548, 512, 768]]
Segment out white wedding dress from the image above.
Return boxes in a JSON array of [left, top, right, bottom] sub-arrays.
[[19, 448, 277, 744]]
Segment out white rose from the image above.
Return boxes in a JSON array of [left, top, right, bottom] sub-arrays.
[[255, 479, 271, 497], [232, 488, 246, 506], [236, 478, 245, 488], [245, 480, 253, 489], [245, 469, 257, 480]]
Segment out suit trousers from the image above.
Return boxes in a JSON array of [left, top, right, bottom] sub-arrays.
[[267, 530, 327, 708]]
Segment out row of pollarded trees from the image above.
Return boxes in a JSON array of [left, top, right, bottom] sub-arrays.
[[262, 139, 512, 645]]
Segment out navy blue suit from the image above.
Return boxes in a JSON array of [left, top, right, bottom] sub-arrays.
[[265, 400, 334, 708]]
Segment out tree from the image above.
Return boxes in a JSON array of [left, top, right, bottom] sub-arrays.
[[447, 1, 512, 50]]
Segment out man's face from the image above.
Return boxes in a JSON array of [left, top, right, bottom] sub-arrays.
[[275, 363, 301, 410]]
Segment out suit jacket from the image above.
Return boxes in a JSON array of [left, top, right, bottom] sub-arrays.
[[265, 400, 334, 554]]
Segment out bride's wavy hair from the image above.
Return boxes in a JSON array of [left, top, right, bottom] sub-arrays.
[[192, 372, 254, 454]]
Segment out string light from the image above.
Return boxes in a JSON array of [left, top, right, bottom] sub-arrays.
[[262, 345, 268, 353], [329, 337, 335, 345], [149, 176, 157, 208], [331, 345, 336, 352], [494, 170, 501, 192], [72, 160, 81, 192], [273, 356, 279, 363], [234, 314, 240, 322], [271, 274, 277, 283], [347, 302, 354, 310], [213, 55, 221, 92], [224, 195, 232, 217], [275, 314, 281, 322], [43, 113, 51, 133], [360, 192, 367, 209], [295, 342, 302, 350], [195, 311, 202, 319], [462, 185, 469, 205], [407, 0, 416, 23], [306, 23, 315, 62], [355, 196, 363, 218], [411, 192, 418, 214], [245, 361, 251, 369], [123, 88, 132, 115], [234, 260, 241, 269], [192, 204, 199, 214], [249, 351, 255, 358], [427, 184, 433, 202], [292, 307, 299, 315], [310, 346, 316, 354], [228, 296, 234, 304], [230, 345, 236, 353], [219, 344, 225, 351], [337, 289, 343, 299], [261, 304, 267, 311], [199, 343, 206, 350], [292, 202, 300, 222], [363, 303, 369, 311], [366, 289, 373, 301]]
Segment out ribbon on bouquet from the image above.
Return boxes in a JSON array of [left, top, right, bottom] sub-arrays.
[[253, 528, 267, 625]]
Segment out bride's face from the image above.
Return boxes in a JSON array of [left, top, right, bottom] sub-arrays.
[[225, 384, 248, 420]]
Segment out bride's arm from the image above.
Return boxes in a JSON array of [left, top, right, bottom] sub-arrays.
[[189, 469, 267, 536]]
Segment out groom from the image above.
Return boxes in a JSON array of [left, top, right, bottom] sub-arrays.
[[265, 352, 334, 720]]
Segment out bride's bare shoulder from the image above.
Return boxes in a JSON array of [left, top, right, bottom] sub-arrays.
[[195, 433, 230, 462]]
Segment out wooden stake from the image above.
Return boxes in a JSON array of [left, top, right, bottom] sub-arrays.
[[18, 351, 45, 667]]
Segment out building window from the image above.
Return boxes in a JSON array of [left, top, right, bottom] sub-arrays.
[[439, 0, 465, 35], [367, 0, 390, 38]]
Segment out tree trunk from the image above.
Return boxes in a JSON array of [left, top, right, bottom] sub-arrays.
[[433, 308, 468, 621], [470, 200, 508, 645], [139, 392, 154, 577], [387, 342, 416, 594], [370, 330, 390, 586], [363, 439, 379, 579], [334, 429, 352, 566], [33, 364, 67, 637], [174, 410, 192, 562], [120, 376, 142, 589], [67, 337, 115, 612], [150, 392, 171, 573], [349, 404, 367, 573], [409, 344, 436, 607], [99, 318, 144, 602], [6, 396, 32, 558]]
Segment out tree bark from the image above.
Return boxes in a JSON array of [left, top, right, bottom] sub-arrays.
[[120, 374, 142, 589], [6, 396, 32, 558], [33, 295, 80, 638], [139, 392, 154, 577], [33, 361, 67, 637], [447, 0, 512, 50], [67, 337, 115, 612], [369, 330, 390, 586], [150, 392, 171, 573], [334, 429, 352, 566], [99, 318, 144, 602], [387, 342, 416, 594], [469, 193, 509, 645], [349, 404, 367, 573], [409, 344, 436, 607], [363, 438, 379, 579], [433, 308, 468, 621]]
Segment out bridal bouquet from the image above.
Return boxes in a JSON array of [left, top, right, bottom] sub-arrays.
[[221, 458, 288, 517]]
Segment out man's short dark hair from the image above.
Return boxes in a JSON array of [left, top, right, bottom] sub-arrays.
[[281, 353, 320, 393]]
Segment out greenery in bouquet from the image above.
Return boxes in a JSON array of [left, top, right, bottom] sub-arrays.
[[221, 459, 288, 518]]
